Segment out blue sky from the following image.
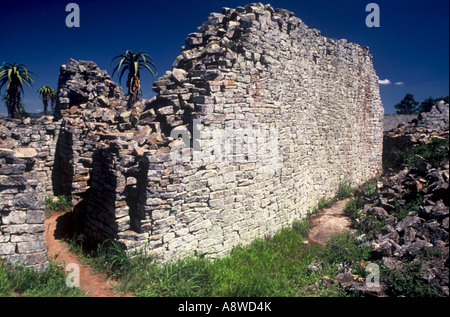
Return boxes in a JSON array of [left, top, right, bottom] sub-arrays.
[[1, 0, 448, 115]]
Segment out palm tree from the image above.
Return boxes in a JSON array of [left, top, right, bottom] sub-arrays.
[[111, 50, 157, 109], [0, 62, 35, 119], [37, 85, 56, 115], [2, 93, 27, 117]]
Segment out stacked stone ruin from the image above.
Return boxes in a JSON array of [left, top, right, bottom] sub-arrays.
[[2, 3, 385, 268], [417, 101, 449, 128], [1, 117, 59, 270]]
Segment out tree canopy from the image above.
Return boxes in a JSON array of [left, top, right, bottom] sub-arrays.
[[0, 62, 35, 118], [394, 93, 419, 115], [111, 50, 157, 109]]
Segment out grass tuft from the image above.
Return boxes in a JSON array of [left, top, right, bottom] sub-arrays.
[[0, 261, 85, 297], [45, 195, 72, 212], [337, 180, 355, 199]]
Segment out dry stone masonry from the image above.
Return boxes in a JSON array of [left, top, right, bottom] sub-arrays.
[[383, 114, 417, 132], [1, 117, 59, 270], [140, 3, 384, 259], [2, 3, 385, 267], [383, 101, 449, 132], [417, 101, 449, 129]]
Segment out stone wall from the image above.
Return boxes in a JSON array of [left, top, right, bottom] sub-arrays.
[[53, 59, 128, 205], [0, 117, 59, 270], [383, 101, 449, 132], [136, 3, 383, 260], [383, 114, 417, 131], [418, 101, 449, 128], [2, 3, 385, 266]]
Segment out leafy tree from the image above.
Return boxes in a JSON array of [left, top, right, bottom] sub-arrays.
[[111, 50, 157, 109], [435, 95, 449, 104], [417, 95, 449, 113], [394, 93, 419, 115], [417, 96, 435, 114], [37, 85, 56, 115], [0, 62, 35, 118]]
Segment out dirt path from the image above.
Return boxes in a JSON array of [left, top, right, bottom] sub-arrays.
[[44, 210, 133, 297], [43, 198, 352, 296], [305, 198, 355, 246]]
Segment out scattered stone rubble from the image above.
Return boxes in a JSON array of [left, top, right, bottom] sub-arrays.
[[334, 114, 449, 297]]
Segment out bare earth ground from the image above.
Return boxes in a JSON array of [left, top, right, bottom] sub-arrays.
[[305, 198, 355, 246], [44, 210, 133, 297]]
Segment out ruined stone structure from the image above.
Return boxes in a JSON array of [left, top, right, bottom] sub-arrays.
[[1, 118, 59, 270], [2, 3, 384, 267], [383, 101, 449, 132], [417, 101, 449, 128], [383, 114, 417, 131]]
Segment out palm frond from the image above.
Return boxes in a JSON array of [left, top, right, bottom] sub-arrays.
[[110, 50, 158, 106], [37, 85, 56, 97], [140, 63, 157, 80], [118, 65, 130, 85]]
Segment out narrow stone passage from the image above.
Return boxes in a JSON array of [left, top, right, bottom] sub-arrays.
[[305, 198, 355, 246], [44, 210, 132, 297]]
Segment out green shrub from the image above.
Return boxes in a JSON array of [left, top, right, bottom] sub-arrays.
[[412, 137, 449, 166], [320, 231, 372, 266], [337, 180, 354, 199], [363, 178, 378, 196], [343, 196, 365, 220], [317, 196, 337, 210], [292, 219, 310, 237], [392, 193, 423, 220], [382, 260, 442, 297], [45, 196, 72, 212]]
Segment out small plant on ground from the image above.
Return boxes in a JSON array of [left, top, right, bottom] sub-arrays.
[[343, 196, 365, 222], [320, 231, 372, 267], [337, 179, 354, 199], [363, 177, 378, 196], [391, 193, 423, 220], [317, 196, 337, 210], [411, 137, 449, 166], [45, 196, 72, 212], [381, 260, 442, 297]]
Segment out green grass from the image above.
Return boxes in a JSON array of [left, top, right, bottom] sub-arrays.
[[392, 193, 423, 220], [385, 137, 449, 173], [321, 231, 371, 266], [65, 220, 373, 297], [411, 137, 449, 166], [343, 196, 365, 220], [45, 195, 72, 212], [337, 179, 355, 199], [0, 261, 85, 297], [317, 196, 338, 210], [381, 260, 442, 297]]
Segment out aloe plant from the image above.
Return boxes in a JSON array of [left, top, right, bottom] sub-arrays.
[[37, 85, 56, 115], [0, 62, 35, 118], [111, 50, 157, 109]]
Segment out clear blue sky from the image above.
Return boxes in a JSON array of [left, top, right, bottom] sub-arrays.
[[1, 0, 448, 115]]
